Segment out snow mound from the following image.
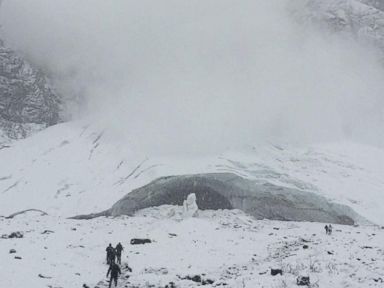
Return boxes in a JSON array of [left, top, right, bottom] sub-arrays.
[[75, 173, 368, 225]]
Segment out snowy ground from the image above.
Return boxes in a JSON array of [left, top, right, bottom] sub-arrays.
[[1, 207, 383, 288]]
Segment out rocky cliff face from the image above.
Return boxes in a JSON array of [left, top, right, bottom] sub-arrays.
[[0, 40, 60, 140], [363, 0, 384, 11], [293, 0, 384, 54]]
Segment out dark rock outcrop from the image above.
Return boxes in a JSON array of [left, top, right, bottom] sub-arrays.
[[297, 276, 310, 286], [1, 231, 23, 239], [130, 238, 152, 245], [0, 40, 60, 139], [73, 173, 367, 225], [271, 269, 283, 276]]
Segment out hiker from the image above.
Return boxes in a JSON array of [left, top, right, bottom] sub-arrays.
[[109, 248, 116, 264], [115, 242, 124, 265], [106, 262, 121, 288], [328, 224, 333, 235], [106, 243, 115, 265], [324, 225, 329, 235]]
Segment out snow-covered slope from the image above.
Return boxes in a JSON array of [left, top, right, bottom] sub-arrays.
[[0, 121, 383, 225], [1, 208, 383, 288]]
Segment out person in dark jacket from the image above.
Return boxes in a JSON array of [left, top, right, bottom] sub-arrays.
[[106, 243, 115, 265], [110, 248, 116, 264], [115, 242, 124, 264], [107, 262, 121, 288]]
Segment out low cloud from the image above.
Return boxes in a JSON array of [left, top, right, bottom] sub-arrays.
[[1, 0, 383, 155]]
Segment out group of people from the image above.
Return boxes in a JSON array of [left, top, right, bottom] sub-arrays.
[[106, 242, 124, 265], [102, 222, 335, 287], [324, 224, 333, 235], [105, 242, 125, 288]]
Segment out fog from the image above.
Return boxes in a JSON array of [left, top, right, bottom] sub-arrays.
[[0, 0, 383, 156]]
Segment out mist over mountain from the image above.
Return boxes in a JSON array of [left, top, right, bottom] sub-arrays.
[[1, 2, 384, 288], [0, 0, 383, 156]]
